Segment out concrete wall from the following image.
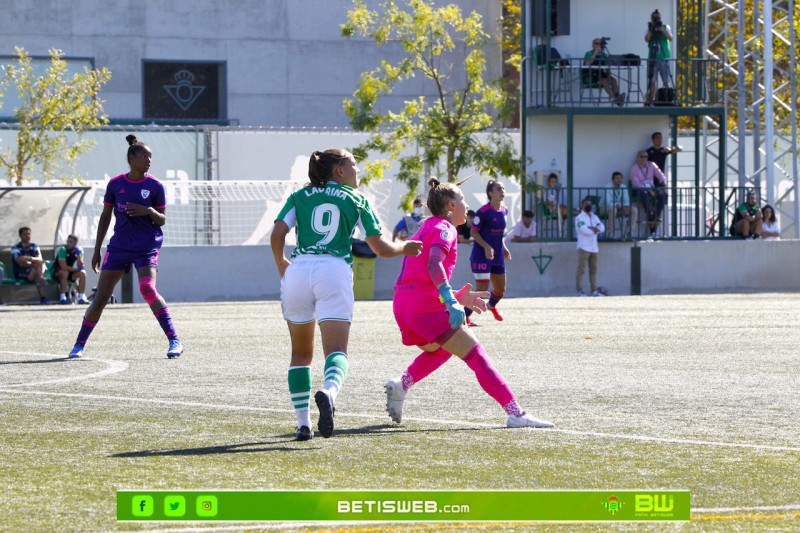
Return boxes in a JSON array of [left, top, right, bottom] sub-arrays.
[[46, 239, 793, 306], [0, 1, 501, 128]]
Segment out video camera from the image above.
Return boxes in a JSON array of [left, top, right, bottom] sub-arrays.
[[648, 10, 663, 31], [599, 36, 610, 48]]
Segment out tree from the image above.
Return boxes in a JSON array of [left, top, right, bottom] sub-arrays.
[[341, 0, 524, 205], [0, 47, 111, 185]]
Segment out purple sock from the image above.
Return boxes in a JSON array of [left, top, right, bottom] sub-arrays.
[[76, 318, 97, 346], [154, 307, 178, 339], [488, 291, 503, 309]]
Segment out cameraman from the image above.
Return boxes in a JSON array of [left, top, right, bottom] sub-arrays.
[[582, 37, 626, 106], [645, 9, 673, 103]]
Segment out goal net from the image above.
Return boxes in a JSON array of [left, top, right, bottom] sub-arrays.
[[59, 179, 396, 247]]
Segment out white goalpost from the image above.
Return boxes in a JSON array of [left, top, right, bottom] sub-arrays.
[[59, 179, 397, 247]]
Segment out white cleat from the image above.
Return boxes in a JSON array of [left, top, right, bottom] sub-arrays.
[[384, 378, 406, 424], [506, 413, 555, 429]]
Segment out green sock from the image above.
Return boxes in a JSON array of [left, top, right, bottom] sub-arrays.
[[322, 351, 349, 403], [288, 366, 312, 428]]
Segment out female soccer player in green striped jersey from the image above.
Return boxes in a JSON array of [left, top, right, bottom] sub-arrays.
[[271, 148, 422, 441]]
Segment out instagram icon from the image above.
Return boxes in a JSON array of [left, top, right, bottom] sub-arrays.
[[196, 495, 218, 517]]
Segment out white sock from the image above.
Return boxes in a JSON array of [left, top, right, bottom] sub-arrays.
[[323, 381, 339, 404], [60, 292, 66, 299], [78, 293, 86, 299], [296, 408, 311, 429]]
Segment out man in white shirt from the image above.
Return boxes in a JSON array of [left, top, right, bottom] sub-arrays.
[[575, 197, 606, 297], [507, 210, 537, 243]]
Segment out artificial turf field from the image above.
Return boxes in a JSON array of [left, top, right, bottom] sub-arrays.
[[1, 294, 799, 532]]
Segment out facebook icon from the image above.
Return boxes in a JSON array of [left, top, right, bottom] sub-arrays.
[[131, 495, 154, 517]]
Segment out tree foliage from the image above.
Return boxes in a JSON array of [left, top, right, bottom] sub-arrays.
[[0, 47, 111, 185], [341, 0, 523, 205]]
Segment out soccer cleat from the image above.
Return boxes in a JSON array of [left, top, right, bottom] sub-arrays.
[[40, 297, 50, 305], [487, 305, 503, 321], [76, 296, 90, 305], [166, 338, 184, 359], [59, 295, 70, 305], [295, 425, 313, 441], [592, 289, 607, 297], [466, 317, 478, 328], [506, 413, 555, 429], [577, 290, 587, 297], [384, 378, 406, 424], [314, 389, 335, 438], [68, 343, 84, 359]]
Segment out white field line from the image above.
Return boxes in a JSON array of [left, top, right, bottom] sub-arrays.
[[1, 387, 799, 453], [0, 351, 128, 388], [1, 351, 799, 453]]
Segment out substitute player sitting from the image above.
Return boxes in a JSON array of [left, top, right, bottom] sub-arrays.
[[51, 234, 90, 304]]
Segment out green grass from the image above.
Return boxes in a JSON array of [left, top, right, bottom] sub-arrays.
[[1, 295, 799, 532]]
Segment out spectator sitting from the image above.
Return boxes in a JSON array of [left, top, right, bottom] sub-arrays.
[[456, 209, 476, 243], [543, 172, 568, 220], [583, 37, 626, 106], [731, 191, 763, 239], [507, 210, 537, 243], [630, 151, 667, 237], [760, 205, 780, 241], [601, 171, 631, 237], [392, 197, 424, 241], [11, 226, 49, 304], [52, 234, 90, 304]]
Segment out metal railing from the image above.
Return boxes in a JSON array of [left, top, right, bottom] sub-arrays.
[[525, 186, 761, 241], [525, 56, 723, 109]]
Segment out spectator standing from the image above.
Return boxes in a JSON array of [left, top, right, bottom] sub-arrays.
[[630, 150, 668, 237], [732, 191, 763, 239], [601, 171, 631, 238], [51, 234, 89, 304], [507, 210, 537, 243], [392, 198, 424, 242], [456, 209, 475, 243], [575, 197, 606, 297], [11, 226, 48, 304], [645, 9, 674, 103], [645, 131, 682, 173], [760, 205, 780, 241]]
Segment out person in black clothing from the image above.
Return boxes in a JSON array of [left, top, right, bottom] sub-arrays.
[[645, 132, 682, 173], [456, 209, 475, 243]]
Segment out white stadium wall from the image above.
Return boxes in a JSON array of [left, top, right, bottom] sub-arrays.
[[72, 240, 800, 304]]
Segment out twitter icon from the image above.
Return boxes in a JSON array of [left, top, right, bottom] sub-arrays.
[[164, 495, 186, 517]]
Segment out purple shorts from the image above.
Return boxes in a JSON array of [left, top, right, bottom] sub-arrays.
[[470, 260, 506, 275], [393, 297, 458, 347], [102, 248, 159, 273]]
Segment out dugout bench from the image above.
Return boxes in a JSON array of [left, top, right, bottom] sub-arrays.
[[0, 247, 63, 304]]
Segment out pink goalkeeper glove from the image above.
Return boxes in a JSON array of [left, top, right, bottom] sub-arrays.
[[454, 283, 489, 313]]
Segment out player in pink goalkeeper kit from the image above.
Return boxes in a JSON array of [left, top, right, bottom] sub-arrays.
[[387, 177, 554, 429]]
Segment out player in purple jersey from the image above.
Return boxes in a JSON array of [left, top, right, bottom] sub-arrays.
[[468, 180, 511, 324], [67, 135, 183, 360]]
